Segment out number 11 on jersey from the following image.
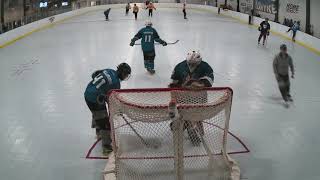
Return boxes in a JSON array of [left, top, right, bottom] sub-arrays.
[[92, 74, 106, 89], [145, 35, 152, 43]]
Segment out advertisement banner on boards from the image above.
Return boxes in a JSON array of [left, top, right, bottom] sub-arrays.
[[228, 0, 238, 11], [239, 0, 253, 14], [217, 0, 225, 7], [255, 0, 277, 20], [279, 0, 306, 31]]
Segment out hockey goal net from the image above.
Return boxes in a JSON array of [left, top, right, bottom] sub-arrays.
[[105, 87, 240, 180]]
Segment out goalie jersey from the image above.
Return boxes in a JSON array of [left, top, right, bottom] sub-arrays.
[[171, 60, 214, 87], [84, 69, 120, 104]]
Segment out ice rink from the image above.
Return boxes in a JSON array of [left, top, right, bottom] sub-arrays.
[[1, 6, 320, 180]]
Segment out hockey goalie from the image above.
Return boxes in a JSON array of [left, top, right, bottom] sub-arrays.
[[169, 50, 214, 146]]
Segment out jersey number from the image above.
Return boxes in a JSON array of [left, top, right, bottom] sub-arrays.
[[145, 35, 152, 43], [92, 74, 106, 89]]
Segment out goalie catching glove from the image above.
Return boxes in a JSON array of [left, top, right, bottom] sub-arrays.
[[184, 80, 205, 90], [169, 79, 205, 89]]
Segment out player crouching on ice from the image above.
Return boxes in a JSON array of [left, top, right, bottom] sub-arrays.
[[130, 20, 167, 74], [273, 44, 295, 108], [169, 51, 214, 146], [84, 63, 131, 155]]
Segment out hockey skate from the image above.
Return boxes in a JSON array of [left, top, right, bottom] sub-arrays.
[[287, 94, 293, 102], [102, 144, 113, 156], [147, 69, 155, 74], [96, 128, 101, 139]]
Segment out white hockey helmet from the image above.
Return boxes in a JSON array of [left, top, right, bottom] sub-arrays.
[[186, 50, 202, 65], [145, 20, 153, 26]]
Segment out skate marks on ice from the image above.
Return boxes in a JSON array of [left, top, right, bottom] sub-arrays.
[[213, 71, 232, 81], [11, 59, 40, 77], [265, 95, 295, 108], [131, 71, 166, 87]]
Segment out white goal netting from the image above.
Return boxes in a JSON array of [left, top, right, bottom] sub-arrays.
[[106, 87, 240, 180]]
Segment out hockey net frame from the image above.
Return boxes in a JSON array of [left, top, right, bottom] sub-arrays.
[[104, 87, 240, 180]]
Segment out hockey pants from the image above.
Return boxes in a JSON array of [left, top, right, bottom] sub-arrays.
[[258, 32, 268, 44], [85, 98, 112, 148], [277, 74, 291, 102], [143, 51, 156, 71]]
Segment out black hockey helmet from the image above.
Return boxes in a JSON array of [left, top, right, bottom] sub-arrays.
[[280, 44, 287, 50], [117, 63, 131, 80]]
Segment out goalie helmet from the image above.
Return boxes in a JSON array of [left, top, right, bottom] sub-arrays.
[[145, 20, 153, 27], [117, 63, 131, 81], [186, 51, 202, 65]]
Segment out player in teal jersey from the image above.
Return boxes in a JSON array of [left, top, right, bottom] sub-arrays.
[[130, 20, 167, 74], [169, 51, 214, 146], [84, 63, 131, 155], [169, 51, 214, 88]]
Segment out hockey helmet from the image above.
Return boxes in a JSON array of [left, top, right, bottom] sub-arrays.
[[186, 50, 202, 65], [117, 63, 131, 80], [145, 20, 153, 27]]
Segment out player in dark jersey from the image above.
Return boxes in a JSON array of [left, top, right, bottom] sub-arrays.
[[84, 63, 131, 155], [258, 18, 271, 45], [125, 3, 131, 16], [130, 20, 167, 74], [182, 3, 187, 19], [169, 51, 214, 146], [104, 8, 111, 21]]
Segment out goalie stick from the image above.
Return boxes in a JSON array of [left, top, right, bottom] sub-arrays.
[[135, 40, 179, 45]]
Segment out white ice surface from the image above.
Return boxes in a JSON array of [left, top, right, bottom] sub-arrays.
[[0, 7, 320, 180]]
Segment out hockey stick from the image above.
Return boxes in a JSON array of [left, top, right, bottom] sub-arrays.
[[119, 113, 161, 149], [134, 40, 179, 45]]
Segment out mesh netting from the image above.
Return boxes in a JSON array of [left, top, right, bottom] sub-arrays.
[[108, 88, 238, 180]]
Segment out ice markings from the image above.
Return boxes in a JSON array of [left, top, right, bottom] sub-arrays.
[[11, 59, 40, 77]]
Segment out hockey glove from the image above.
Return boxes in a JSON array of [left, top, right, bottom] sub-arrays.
[[162, 41, 167, 46], [92, 70, 102, 79], [267, 31, 270, 36], [168, 82, 181, 88], [97, 94, 107, 105], [130, 41, 135, 46], [189, 81, 205, 90]]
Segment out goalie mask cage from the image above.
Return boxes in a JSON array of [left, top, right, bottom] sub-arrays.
[[106, 87, 240, 180]]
